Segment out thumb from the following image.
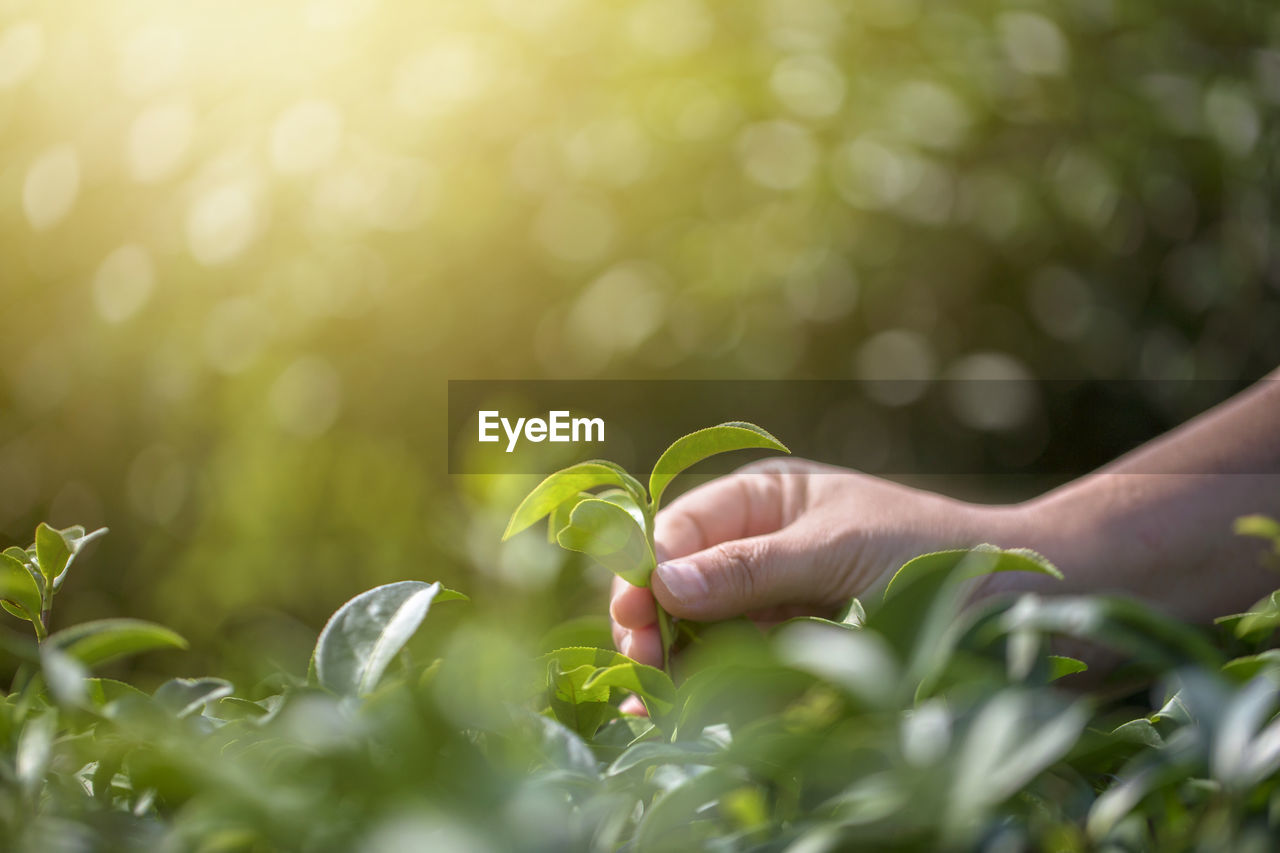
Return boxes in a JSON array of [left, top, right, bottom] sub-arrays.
[[651, 528, 813, 621]]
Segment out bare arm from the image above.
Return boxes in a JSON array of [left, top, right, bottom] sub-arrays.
[[988, 372, 1280, 620], [611, 373, 1280, 669]]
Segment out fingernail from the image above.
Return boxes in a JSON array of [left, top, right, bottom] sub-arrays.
[[619, 632, 634, 657], [655, 560, 709, 602]]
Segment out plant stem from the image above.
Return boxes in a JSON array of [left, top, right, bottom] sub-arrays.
[[656, 607, 674, 670], [645, 508, 676, 670]]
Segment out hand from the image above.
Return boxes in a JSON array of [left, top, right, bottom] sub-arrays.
[[611, 458, 1019, 668]]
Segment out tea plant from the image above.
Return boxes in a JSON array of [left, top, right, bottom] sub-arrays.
[[2, 437, 1280, 850], [502, 421, 789, 667]]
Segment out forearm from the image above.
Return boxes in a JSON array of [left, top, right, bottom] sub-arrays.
[[990, 374, 1280, 622]]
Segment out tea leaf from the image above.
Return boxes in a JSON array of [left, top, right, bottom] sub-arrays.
[[85, 677, 151, 709], [555, 498, 656, 587], [883, 545, 1063, 603], [583, 661, 676, 716], [0, 551, 43, 622], [34, 522, 71, 589], [1048, 655, 1088, 681], [16, 712, 55, 796], [40, 644, 89, 708], [154, 677, 235, 718], [314, 580, 458, 697], [548, 490, 592, 543], [504, 461, 645, 540], [49, 619, 188, 667], [649, 422, 789, 509], [540, 647, 676, 712]]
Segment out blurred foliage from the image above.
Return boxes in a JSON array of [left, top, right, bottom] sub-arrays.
[[6, 524, 1280, 850], [2, 0, 1280, 666]]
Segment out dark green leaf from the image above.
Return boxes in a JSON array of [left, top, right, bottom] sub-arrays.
[[1223, 649, 1280, 681], [50, 619, 187, 667], [649, 422, 788, 509], [556, 499, 656, 587], [504, 461, 646, 540]]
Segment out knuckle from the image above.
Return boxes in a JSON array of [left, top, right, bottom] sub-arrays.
[[713, 539, 769, 604]]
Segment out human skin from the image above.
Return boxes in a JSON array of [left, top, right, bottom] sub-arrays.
[[611, 373, 1280, 671]]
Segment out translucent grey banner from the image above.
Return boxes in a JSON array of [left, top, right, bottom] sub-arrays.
[[447, 379, 1271, 477]]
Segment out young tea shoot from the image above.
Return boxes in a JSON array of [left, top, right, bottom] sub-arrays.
[[502, 421, 790, 667]]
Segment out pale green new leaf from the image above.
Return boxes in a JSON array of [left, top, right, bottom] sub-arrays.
[[556, 498, 656, 587], [548, 491, 592, 543], [504, 461, 645, 540], [540, 646, 676, 713], [0, 551, 43, 622], [49, 619, 188, 667], [648, 422, 789, 509], [34, 522, 71, 589]]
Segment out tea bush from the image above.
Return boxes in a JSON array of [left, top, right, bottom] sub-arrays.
[[4, 429, 1280, 851]]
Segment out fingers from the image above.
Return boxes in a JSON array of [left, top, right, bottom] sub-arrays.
[[615, 623, 662, 668], [610, 575, 657, 629], [653, 467, 789, 561], [652, 522, 820, 621]]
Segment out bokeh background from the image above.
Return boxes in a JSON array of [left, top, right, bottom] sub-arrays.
[[2, 0, 1279, 681]]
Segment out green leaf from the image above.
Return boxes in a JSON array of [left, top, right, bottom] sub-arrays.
[[314, 580, 458, 697], [556, 498, 656, 587], [583, 662, 676, 716], [1223, 649, 1280, 681], [595, 487, 649, 533], [521, 709, 600, 778], [883, 545, 1063, 602], [1048, 655, 1088, 681], [504, 461, 645, 540], [52, 526, 108, 591], [775, 620, 898, 708], [154, 677, 235, 718], [648, 422, 789, 509], [1216, 591, 1280, 642], [16, 712, 55, 796], [634, 766, 746, 850], [85, 678, 151, 708], [49, 619, 188, 667], [0, 601, 29, 622], [540, 647, 676, 715], [0, 552, 43, 622], [34, 522, 71, 589], [40, 644, 89, 708], [548, 490, 592, 543]]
